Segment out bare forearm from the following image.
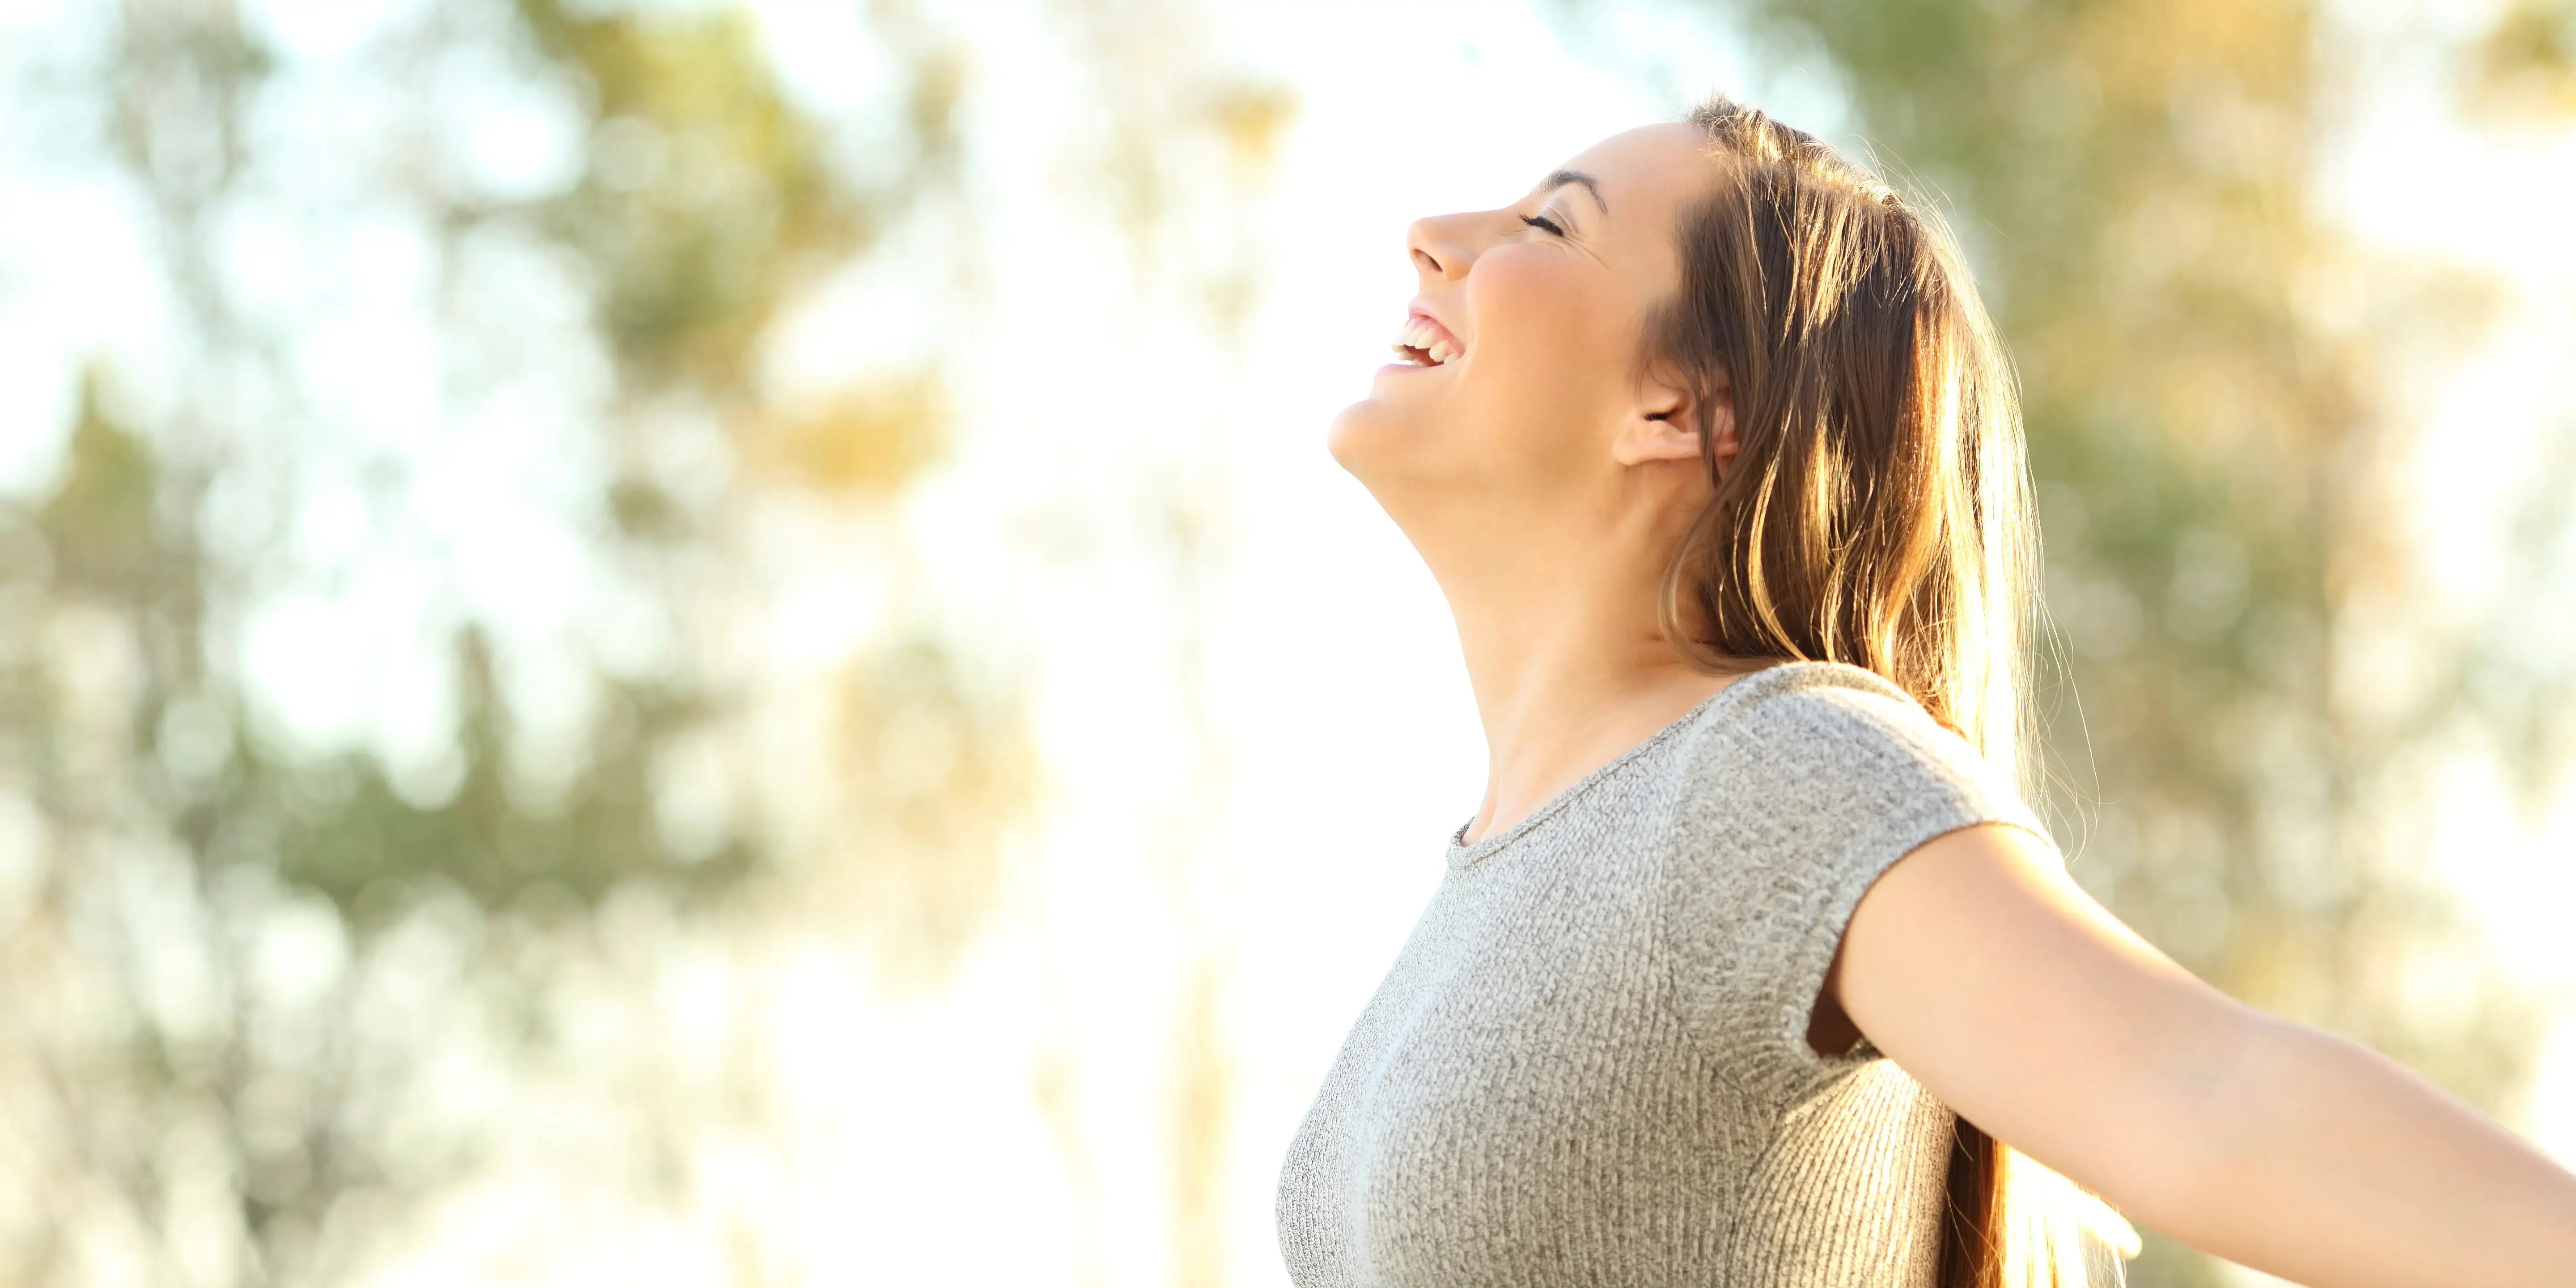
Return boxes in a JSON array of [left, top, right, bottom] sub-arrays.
[[2167, 1015, 2576, 1288]]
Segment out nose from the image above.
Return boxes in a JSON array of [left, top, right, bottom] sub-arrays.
[[1405, 213, 1474, 282]]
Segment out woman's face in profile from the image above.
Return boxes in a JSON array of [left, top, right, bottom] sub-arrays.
[[1327, 121, 1716, 528]]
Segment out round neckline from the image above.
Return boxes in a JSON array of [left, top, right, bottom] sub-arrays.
[[1442, 664, 1792, 872]]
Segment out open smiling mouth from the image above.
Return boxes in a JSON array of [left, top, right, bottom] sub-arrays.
[[1390, 315, 1462, 367]]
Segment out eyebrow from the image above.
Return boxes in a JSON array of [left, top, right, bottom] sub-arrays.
[[1538, 168, 1608, 218]]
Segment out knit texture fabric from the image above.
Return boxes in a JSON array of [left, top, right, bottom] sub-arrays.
[[1274, 659, 2060, 1288]]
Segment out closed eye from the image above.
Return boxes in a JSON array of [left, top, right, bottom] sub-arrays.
[[1519, 212, 1565, 237]]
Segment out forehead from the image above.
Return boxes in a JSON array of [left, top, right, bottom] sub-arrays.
[[1536, 122, 1715, 219]]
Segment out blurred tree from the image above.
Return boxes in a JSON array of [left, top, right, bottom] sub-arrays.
[[2472, 0, 2576, 119], [0, 0, 1035, 1284], [1622, 0, 2576, 1283]]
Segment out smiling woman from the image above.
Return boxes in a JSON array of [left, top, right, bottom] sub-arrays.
[[1278, 92, 2576, 1288], [1327, 125, 1706, 514]]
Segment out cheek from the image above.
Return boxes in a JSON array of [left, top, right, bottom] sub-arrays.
[[1463, 250, 1617, 457]]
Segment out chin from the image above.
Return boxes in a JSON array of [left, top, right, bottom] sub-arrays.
[[1324, 398, 1390, 478]]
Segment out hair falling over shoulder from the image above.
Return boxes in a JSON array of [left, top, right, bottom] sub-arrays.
[[1647, 93, 2142, 1287]]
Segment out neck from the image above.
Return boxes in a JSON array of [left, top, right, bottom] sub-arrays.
[[1432, 526, 1746, 848]]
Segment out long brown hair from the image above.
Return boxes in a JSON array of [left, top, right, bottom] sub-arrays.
[[1642, 93, 2140, 1287]]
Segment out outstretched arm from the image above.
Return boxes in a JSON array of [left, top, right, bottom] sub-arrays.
[[1829, 822, 2576, 1288]]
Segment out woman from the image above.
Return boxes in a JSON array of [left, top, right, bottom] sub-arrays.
[[1273, 95, 2576, 1288]]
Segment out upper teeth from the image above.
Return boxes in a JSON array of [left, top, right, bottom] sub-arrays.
[[1392, 317, 1460, 365]]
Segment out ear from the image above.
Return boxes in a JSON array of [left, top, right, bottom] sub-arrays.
[[1612, 364, 1738, 480]]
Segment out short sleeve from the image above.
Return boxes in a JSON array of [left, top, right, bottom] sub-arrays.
[[1657, 663, 2060, 1107]]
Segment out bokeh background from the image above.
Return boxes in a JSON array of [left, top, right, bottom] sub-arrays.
[[2, 0, 2573, 1284]]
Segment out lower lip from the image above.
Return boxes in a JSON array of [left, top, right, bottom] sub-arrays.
[[1377, 359, 1452, 373]]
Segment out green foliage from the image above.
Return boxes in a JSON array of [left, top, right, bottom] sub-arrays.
[[514, 0, 867, 392], [0, 0, 1034, 1282], [36, 369, 166, 597], [257, 631, 758, 920]]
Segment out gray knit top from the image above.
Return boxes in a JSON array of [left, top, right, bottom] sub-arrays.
[[1274, 659, 2059, 1288]]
